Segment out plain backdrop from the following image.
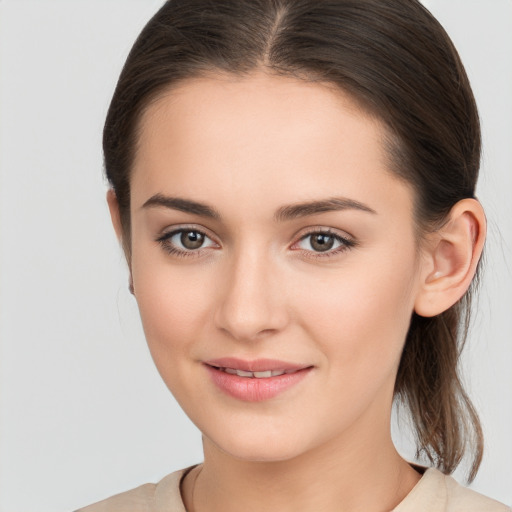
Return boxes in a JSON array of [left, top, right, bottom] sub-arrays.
[[0, 1, 511, 511]]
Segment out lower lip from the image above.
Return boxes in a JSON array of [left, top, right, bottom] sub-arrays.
[[204, 365, 312, 402]]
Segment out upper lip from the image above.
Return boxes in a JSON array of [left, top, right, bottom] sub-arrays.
[[204, 357, 311, 373]]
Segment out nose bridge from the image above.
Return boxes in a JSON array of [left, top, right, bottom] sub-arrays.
[[214, 238, 287, 341]]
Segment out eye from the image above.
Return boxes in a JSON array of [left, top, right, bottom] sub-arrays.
[[293, 229, 356, 259], [156, 228, 217, 258]]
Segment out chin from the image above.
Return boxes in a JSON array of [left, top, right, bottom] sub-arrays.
[[202, 420, 314, 463], [218, 440, 304, 463]]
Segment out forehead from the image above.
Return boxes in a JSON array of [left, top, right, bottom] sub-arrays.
[[136, 70, 380, 160], [131, 70, 413, 223]]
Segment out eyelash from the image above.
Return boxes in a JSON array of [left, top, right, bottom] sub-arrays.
[[155, 227, 357, 260]]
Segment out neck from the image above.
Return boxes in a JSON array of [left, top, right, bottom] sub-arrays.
[[185, 412, 421, 512]]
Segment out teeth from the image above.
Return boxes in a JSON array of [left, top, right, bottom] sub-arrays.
[[215, 366, 296, 378], [236, 369, 254, 377], [253, 370, 272, 378], [219, 368, 289, 378]]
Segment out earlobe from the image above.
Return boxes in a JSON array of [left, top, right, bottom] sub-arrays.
[[414, 198, 486, 317]]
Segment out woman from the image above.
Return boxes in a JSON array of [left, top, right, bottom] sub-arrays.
[[76, 0, 510, 510]]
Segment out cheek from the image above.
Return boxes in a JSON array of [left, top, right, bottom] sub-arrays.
[[131, 256, 214, 364], [293, 251, 417, 378]]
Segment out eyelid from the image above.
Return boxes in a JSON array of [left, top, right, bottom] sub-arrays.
[[290, 225, 355, 249], [292, 225, 356, 243], [157, 223, 218, 243]]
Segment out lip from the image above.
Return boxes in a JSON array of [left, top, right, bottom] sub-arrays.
[[203, 358, 313, 402]]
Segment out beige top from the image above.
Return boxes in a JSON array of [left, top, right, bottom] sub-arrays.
[[75, 464, 511, 512]]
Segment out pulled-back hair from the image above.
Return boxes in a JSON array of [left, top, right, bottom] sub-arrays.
[[103, 0, 483, 481]]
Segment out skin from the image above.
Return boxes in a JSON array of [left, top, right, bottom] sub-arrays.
[[107, 69, 486, 512]]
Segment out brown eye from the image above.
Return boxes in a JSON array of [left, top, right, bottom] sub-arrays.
[[294, 229, 356, 259], [309, 233, 335, 252], [156, 228, 217, 258], [180, 230, 205, 249]]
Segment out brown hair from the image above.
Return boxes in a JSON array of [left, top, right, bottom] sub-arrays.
[[103, 0, 483, 481]]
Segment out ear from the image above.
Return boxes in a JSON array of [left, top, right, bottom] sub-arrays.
[[414, 198, 486, 317], [106, 189, 134, 292], [106, 189, 124, 242]]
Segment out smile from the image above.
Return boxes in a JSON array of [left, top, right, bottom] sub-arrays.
[[204, 358, 313, 401], [208, 365, 299, 378]]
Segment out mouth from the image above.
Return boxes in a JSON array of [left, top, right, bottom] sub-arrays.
[[203, 358, 313, 401], [206, 364, 303, 379], [204, 357, 311, 375]]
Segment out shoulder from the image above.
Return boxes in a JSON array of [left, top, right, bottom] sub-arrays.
[[74, 466, 194, 512], [73, 482, 157, 512], [394, 467, 511, 512], [443, 473, 511, 512]]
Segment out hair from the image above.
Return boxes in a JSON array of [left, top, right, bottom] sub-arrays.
[[103, 0, 484, 481]]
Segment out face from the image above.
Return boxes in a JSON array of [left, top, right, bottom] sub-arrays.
[[126, 70, 425, 462]]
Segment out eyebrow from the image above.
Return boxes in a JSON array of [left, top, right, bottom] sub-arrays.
[[142, 193, 377, 222]]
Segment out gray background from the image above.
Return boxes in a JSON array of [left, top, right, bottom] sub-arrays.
[[0, 1, 510, 510]]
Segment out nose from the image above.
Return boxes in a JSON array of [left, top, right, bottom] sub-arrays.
[[214, 244, 289, 342]]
